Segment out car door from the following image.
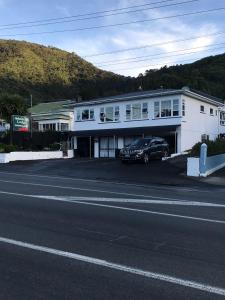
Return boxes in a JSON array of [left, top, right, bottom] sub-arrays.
[[149, 140, 158, 157]]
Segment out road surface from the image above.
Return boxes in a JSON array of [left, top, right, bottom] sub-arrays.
[[0, 167, 224, 299]]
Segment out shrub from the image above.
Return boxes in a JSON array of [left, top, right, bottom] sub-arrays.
[[0, 143, 18, 153], [48, 143, 61, 151], [191, 139, 225, 157]]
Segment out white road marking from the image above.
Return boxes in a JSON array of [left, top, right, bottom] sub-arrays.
[[0, 236, 224, 296], [40, 195, 225, 208], [0, 171, 207, 193], [70, 201, 225, 225], [0, 190, 224, 225], [0, 179, 192, 201]]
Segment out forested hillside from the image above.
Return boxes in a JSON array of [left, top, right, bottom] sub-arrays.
[[138, 53, 225, 100], [0, 39, 136, 102], [0, 39, 224, 102]]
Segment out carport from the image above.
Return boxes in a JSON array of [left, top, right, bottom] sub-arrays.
[[72, 125, 180, 158]]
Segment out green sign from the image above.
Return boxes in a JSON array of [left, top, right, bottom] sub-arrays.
[[12, 115, 30, 132]]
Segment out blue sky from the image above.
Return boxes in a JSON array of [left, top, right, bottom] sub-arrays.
[[0, 0, 224, 76]]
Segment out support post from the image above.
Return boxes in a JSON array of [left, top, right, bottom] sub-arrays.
[[199, 143, 208, 176]]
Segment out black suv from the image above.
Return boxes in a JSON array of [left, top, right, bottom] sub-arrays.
[[119, 137, 169, 164]]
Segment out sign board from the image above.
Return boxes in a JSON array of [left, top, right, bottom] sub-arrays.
[[12, 115, 30, 132]]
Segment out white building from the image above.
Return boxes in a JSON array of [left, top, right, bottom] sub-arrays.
[[70, 87, 225, 158], [29, 100, 75, 132], [0, 119, 10, 132]]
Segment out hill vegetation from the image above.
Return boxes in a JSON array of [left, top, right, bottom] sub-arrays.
[[0, 39, 224, 102]]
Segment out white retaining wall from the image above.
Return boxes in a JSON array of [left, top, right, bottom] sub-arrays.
[[0, 151, 74, 164]]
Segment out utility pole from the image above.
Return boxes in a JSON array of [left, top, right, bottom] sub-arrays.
[[30, 94, 33, 141]]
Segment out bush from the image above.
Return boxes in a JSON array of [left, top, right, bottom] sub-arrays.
[[0, 143, 18, 153], [48, 143, 61, 151], [191, 139, 225, 157]]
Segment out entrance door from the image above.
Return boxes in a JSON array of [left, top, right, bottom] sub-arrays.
[[77, 137, 94, 158]]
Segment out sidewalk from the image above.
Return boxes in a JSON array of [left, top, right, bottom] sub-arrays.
[[198, 167, 225, 186]]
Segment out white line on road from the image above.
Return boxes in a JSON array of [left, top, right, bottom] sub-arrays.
[[0, 171, 207, 193], [0, 236, 224, 296], [0, 179, 192, 201], [0, 190, 225, 225], [41, 195, 225, 208]]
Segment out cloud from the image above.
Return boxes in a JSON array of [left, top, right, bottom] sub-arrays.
[[55, 0, 221, 77], [55, 5, 71, 17]]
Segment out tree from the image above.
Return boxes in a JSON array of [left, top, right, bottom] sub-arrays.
[[0, 93, 27, 122]]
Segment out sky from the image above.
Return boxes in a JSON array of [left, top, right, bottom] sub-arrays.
[[0, 0, 224, 76]]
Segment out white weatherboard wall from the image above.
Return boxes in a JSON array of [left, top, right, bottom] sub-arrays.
[[0, 151, 73, 163], [181, 96, 220, 151]]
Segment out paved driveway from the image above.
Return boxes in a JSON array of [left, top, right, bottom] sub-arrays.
[[0, 156, 206, 188]]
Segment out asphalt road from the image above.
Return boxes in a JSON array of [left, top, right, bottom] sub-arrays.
[[0, 160, 225, 299]]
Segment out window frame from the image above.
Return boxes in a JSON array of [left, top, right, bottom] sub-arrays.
[[200, 105, 205, 114], [76, 108, 95, 122], [126, 102, 149, 121], [154, 99, 180, 119], [99, 106, 120, 123]]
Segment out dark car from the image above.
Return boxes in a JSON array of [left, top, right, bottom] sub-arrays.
[[119, 137, 169, 164]]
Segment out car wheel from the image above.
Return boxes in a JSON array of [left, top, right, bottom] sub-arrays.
[[163, 150, 169, 158], [143, 153, 149, 164]]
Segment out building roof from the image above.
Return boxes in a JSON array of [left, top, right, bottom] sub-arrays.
[[29, 100, 74, 115], [68, 87, 224, 108]]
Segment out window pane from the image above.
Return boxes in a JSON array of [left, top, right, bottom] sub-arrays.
[[82, 109, 89, 120], [200, 105, 205, 113], [142, 103, 148, 119], [115, 106, 120, 121], [77, 109, 81, 121], [90, 109, 95, 120], [154, 102, 160, 118], [182, 100, 185, 116], [132, 103, 141, 119], [61, 123, 69, 131], [173, 99, 179, 116], [161, 100, 171, 117], [105, 107, 114, 122], [100, 107, 105, 122], [126, 105, 131, 120]]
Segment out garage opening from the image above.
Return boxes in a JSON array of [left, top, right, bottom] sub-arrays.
[[77, 137, 94, 158]]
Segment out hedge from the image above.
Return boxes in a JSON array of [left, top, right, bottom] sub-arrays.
[[191, 139, 225, 157]]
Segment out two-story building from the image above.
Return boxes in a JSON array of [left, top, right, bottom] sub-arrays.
[[70, 87, 225, 158]]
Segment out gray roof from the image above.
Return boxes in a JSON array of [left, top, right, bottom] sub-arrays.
[[68, 87, 224, 108], [29, 100, 74, 115]]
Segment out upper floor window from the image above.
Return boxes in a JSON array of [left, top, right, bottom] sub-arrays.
[[210, 108, 214, 116], [200, 105, 205, 113], [220, 112, 225, 126], [154, 99, 180, 118], [126, 103, 148, 121], [100, 106, 120, 123], [77, 108, 95, 121]]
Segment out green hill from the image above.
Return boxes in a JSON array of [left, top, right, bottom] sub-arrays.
[[137, 53, 225, 100], [0, 39, 136, 102], [0, 39, 224, 102]]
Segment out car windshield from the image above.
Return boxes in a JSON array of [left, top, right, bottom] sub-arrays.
[[130, 138, 151, 147]]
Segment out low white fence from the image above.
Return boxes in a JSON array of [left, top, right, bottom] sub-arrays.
[[0, 150, 74, 164], [187, 144, 225, 177]]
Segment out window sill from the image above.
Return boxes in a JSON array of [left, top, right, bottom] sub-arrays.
[[124, 118, 149, 122], [200, 112, 206, 114], [153, 116, 181, 120], [76, 119, 95, 122], [98, 121, 121, 124]]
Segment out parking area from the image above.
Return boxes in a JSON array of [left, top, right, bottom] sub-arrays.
[[0, 156, 202, 187]]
